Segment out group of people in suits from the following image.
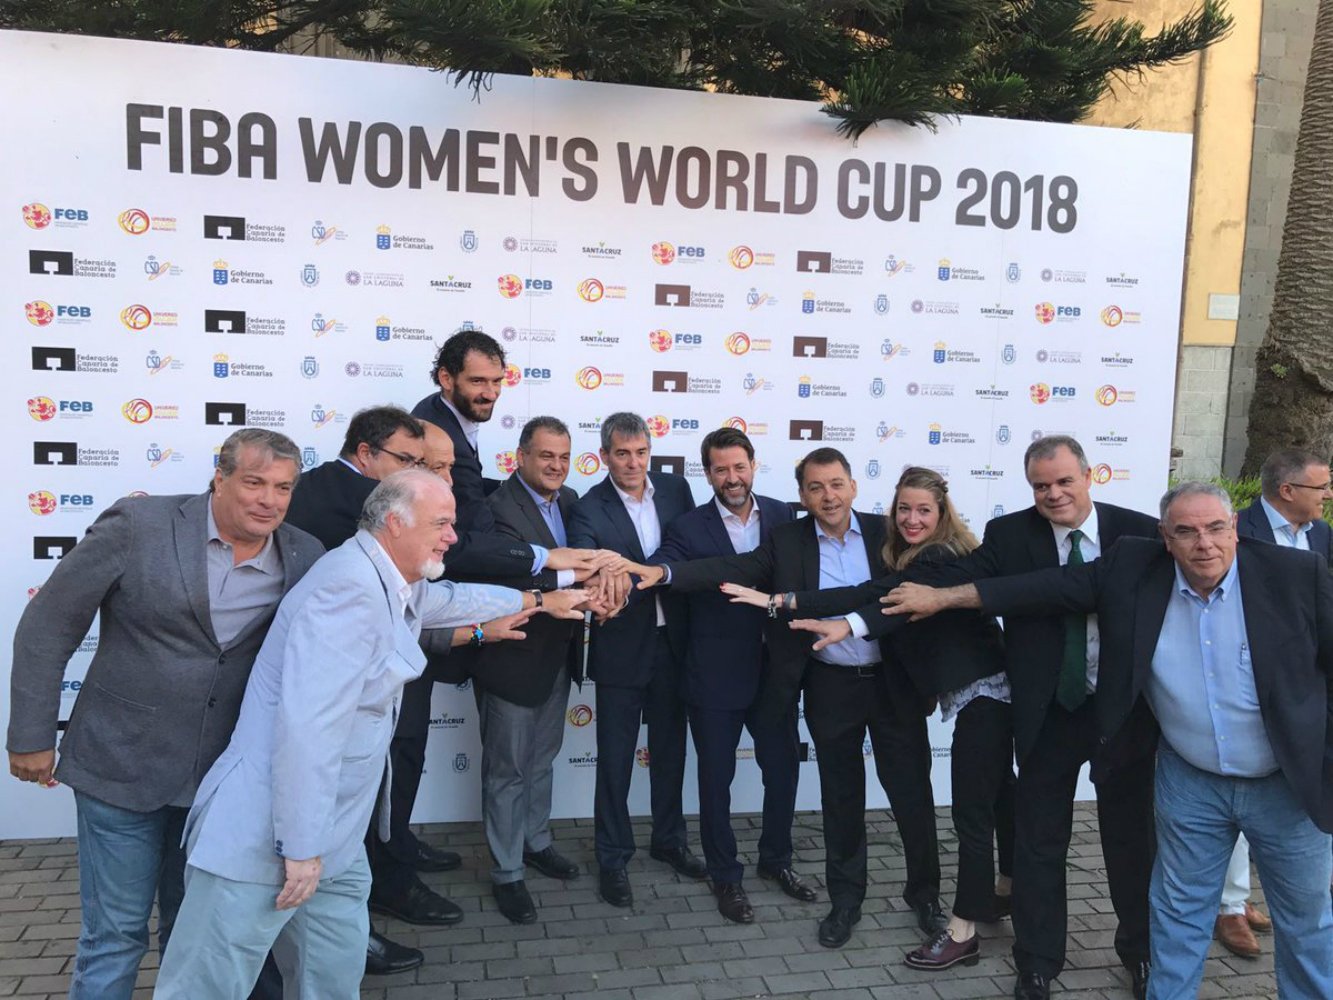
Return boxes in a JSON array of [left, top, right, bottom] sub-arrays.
[[7, 321, 1333, 999]]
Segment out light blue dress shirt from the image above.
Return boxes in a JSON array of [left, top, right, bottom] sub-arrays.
[[1259, 496, 1312, 550], [516, 474, 568, 547], [812, 515, 882, 668], [1147, 557, 1277, 778]]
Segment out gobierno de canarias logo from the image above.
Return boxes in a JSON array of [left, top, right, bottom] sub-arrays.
[[22, 203, 52, 229], [577, 278, 604, 302], [28, 396, 57, 421], [648, 329, 673, 353], [28, 491, 57, 516], [575, 366, 603, 390], [122, 398, 154, 423], [25, 300, 54, 326], [497, 274, 523, 299], [120, 304, 152, 331], [118, 208, 151, 235], [645, 415, 670, 438]]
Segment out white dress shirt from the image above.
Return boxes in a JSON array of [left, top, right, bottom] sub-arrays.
[[716, 497, 762, 554], [614, 477, 666, 626]]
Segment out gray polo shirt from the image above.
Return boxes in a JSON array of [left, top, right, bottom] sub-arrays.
[[205, 500, 285, 647]]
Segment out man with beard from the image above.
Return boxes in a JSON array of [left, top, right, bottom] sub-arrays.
[[653, 428, 814, 923]]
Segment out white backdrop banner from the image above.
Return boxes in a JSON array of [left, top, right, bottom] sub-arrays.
[[0, 30, 1191, 838]]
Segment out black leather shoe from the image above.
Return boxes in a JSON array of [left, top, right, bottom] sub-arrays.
[[757, 864, 818, 902], [1128, 960, 1149, 1000], [493, 880, 538, 924], [650, 845, 708, 879], [414, 841, 462, 872], [817, 905, 861, 948], [369, 878, 465, 926], [365, 929, 424, 976], [523, 846, 580, 880], [712, 881, 755, 924], [598, 867, 633, 908], [912, 896, 949, 936], [1013, 972, 1051, 1000]]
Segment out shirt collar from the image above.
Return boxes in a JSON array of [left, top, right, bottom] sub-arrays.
[[814, 511, 862, 542], [368, 533, 413, 617], [714, 497, 759, 525], [517, 473, 559, 508], [206, 495, 276, 568], [1173, 552, 1239, 604], [612, 476, 655, 505], [1260, 495, 1311, 536], [440, 394, 480, 447], [337, 456, 364, 476], [1051, 502, 1099, 549]]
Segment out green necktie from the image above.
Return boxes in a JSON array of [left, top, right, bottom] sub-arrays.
[[1056, 528, 1088, 711]]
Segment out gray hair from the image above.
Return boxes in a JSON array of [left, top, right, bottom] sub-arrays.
[[212, 428, 302, 489], [600, 412, 649, 452], [1259, 448, 1329, 499], [1024, 435, 1089, 477], [519, 416, 571, 451], [1159, 481, 1233, 522], [359, 469, 447, 531]]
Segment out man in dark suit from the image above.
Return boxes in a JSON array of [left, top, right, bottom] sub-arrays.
[[566, 412, 705, 907], [1236, 447, 1333, 560], [654, 428, 813, 923], [812, 435, 1157, 999], [8, 429, 324, 1000], [636, 447, 943, 949], [473, 417, 586, 924], [882, 482, 1333, 1000]]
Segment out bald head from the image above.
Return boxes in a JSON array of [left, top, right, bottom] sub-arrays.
[[420, 421, 456, 485]]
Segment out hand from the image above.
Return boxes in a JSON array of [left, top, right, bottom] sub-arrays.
[[483, 608, 538, 643], [546, 548, 625, 573], [633, 564, 667, 590], [276, 856, 322, 910], [880, 582, 950, 621], [9, 749, 56, 786], [789, 618, 851, 652], [719, 583, 770, 609], [594, 570, 632, 611], [541, 588, 591, 620]]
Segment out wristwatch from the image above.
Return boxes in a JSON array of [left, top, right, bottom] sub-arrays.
[[527, 589, 544, 608]]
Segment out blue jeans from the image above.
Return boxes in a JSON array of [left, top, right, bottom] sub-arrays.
[[69, 791, 188, 1000], [1148, 745, 1333, 1000]]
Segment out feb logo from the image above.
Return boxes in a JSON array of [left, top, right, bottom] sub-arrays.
[[575, 452, 601, 475], [1092, 463, 1113, 485], [724, 416, 748, 432], [567, 704, 593, 727], [648, 329, 673, 353], [497, 273, 523, 299], [575, 366, 603, 390], [118, 208, 150, 234], [635, 747, 651, 768], [729, 245, 755, 269], [28, 491, 57, 516], [577, 278, 605, 302], [495, 450, 519, 475], [122, 398, 154, 423], [645, 415, 670, 438], [725, 332, 751, 356], [1100, 305, 1124, 327], [28, 396, 57, 421], [26, 300, 54, 326], [120, 304, 152, 331], [1035, 302, 1056, 324], [1029, 383, 1052, 405], [23, 203, 52, 229], [503, 364, 522, 388], [651, 241, 676, 265], [1096, 384, 1120, 406]]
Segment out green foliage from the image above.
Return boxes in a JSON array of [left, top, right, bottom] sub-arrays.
[[0, 0, 1233, 137], [1205, 475, 1263, 515]]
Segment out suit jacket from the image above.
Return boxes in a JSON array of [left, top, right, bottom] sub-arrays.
[[8, 493, 324, 812], [469, 474, 584, 707], [283, 459, 374, 551], [665, 511, 897, 727], [1236, 498, 1333, 564], [566, 472, 693, 688], [655, 496, 794, 710], [184, 531, 524, 884], [974, 537, 1333, 833], [796, 502, 1158, 764]]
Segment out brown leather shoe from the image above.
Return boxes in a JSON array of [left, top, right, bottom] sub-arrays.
[[905, 929, 980, 970], [1214, 913, 1261, 958], [1244, 901, 1273, 933]]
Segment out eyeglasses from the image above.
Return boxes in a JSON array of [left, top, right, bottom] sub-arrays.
[[1167, 524, 1233, 545], [1286, 481, 1333, 493], [374, 447, 426, 469]]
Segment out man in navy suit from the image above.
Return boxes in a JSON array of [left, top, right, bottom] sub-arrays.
[[655, 428, 814, 922], [567, 412, 706, 907], [1235, 448, 1333, 560]]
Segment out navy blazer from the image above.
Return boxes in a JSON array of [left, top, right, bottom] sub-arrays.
[[566, 471, 694, 688], [1236, 498, 1333, 564], [656, 495, 794, 710]]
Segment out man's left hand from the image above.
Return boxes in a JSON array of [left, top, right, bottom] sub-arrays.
[[276, 856, 322, 910], [541, 588, 591, 619]]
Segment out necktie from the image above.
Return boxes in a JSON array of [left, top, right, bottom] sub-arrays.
[[1057, 528, 1088, 711]]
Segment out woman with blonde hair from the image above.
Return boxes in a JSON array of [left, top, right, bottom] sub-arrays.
[[722, 467, 1016, 970]]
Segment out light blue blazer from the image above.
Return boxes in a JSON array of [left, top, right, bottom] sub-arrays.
[[184, 530, 522, 884]]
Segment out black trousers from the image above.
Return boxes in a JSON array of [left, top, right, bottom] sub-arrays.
[[365, 670, 436, 895], [802, 659, 940, 909], [593, 629, 689, 870], [948, 695, 1016, 920], [1012, 697, 1154, 978], [689, 699, 800, 883]]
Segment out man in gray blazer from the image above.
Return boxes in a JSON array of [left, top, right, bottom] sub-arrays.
[[7, 429, 325, 1000], [154, 471, 589, 998]]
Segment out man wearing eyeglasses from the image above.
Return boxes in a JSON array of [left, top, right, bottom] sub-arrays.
[[878, 482, 1333, 1000]]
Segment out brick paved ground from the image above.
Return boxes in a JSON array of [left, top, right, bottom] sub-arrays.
[[0, 805, 1276, 999]]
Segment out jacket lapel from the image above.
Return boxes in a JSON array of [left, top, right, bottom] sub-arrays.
[[598, 482, 645, 561], [1235, 545, 1278, 708], [508, 475, 560, 549], [1026, 507, 1060, 569], [699, 500, 736, 555], [1131, 554, 1174, 697], [175, 494, 220, 649], [799, 517, 821, 589], [856, 510, 887, 574]]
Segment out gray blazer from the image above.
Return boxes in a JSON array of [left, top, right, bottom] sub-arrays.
[[8, 493, 324, 812], [184, 531, 524, 884]]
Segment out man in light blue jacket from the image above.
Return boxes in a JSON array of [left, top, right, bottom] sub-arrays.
[[155, 470, 587, 998]]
